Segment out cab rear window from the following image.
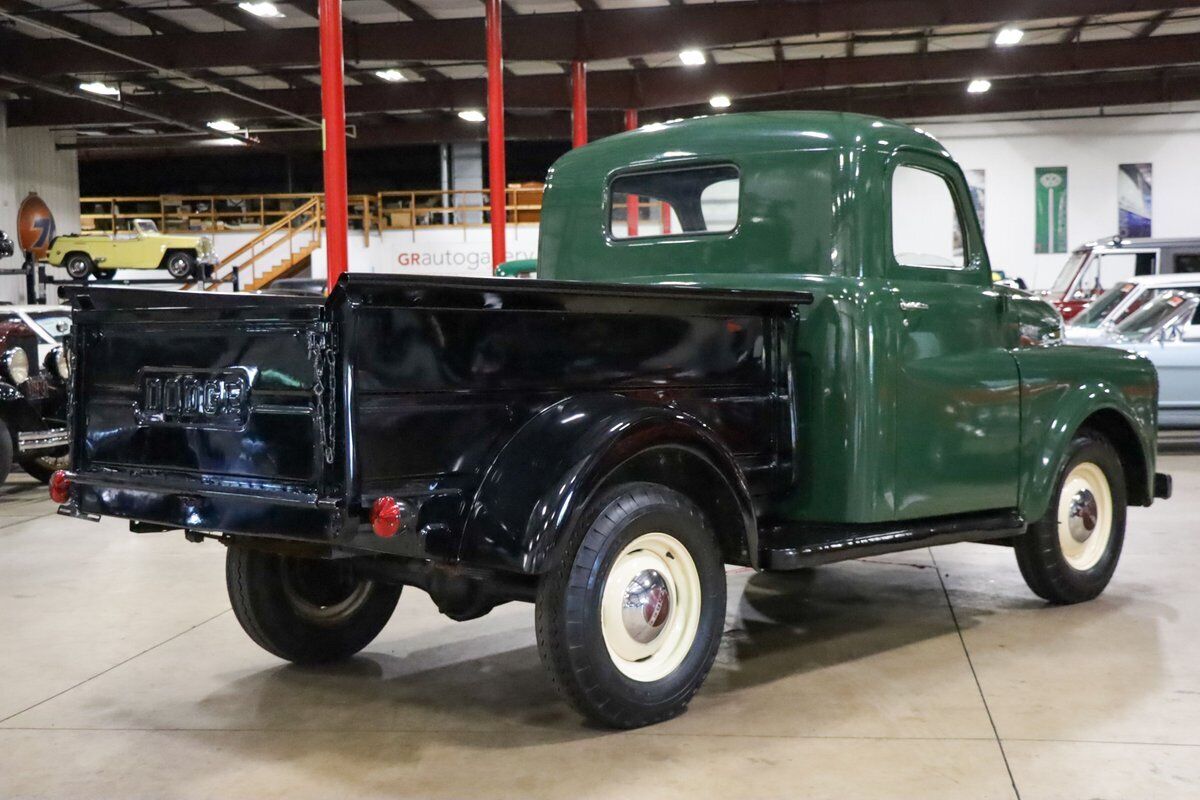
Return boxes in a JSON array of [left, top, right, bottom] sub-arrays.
[[609, 165, 739, 240]]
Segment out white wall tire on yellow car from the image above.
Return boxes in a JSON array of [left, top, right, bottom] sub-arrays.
[[600, 531, 702, 682], [536, 482, 726, 729], [1015, 432, 1127, 605]]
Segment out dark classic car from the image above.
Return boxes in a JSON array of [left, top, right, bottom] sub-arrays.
[[0, 232, 70, 484], [0, 307, 71, 484], [54, 113, 1169, 728]]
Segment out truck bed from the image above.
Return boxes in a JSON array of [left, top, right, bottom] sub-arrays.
[[65, 275, 811, 563]]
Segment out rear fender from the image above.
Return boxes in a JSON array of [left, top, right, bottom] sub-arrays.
[[460, 394, 757, 574]]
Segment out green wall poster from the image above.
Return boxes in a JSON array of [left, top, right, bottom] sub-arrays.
[[1035, 167, 1068, 254]]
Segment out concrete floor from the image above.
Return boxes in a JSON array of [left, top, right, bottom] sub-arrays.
[[1, 452, 1198, 800]]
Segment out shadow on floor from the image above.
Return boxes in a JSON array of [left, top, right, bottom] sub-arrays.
[[178, 559, 1013, 742]]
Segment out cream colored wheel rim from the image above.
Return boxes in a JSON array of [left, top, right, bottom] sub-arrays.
[[1057, 462, 1113, 571], [600, 532, 702, 682]]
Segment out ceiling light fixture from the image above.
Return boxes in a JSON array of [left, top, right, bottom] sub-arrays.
[[457, 109, 486, 123], [238, 1, 283, 18], [375, 69, 408, 82], [79, 81, 120, 97], [709, 94, 731, 109], [966, 79, 992, 94], [994, 27, 1024, 46], [129, 127, 157, 135], [206, 119, 241, 133], [207, 137, 248, 146], [679, 49, 707, 66]]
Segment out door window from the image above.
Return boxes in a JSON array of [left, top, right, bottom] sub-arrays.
[[891, 165, 966, 269]]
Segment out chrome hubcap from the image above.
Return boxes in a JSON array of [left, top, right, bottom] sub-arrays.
[[621, 568, 672, 644], [1067, 489, 1098, 543]]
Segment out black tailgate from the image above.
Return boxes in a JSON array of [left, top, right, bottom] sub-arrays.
[[69, 288, 330, 490]]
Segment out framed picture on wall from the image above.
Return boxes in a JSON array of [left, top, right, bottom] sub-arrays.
[[1117, 163, 1152, 238], [1034, 167, 1067, 254]]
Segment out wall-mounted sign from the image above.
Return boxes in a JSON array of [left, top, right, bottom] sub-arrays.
[[1117, 163, 1152, 238], [16, 193, 56, 259], [1035, 167, 1067, 254]]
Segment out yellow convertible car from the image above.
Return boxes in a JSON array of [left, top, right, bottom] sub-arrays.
[[46, 219, 218, 281]]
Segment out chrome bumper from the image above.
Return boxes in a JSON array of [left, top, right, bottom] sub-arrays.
[[18, 427, 69, 453]]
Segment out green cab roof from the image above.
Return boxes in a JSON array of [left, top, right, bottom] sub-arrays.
[[548, 111, 948, 179]]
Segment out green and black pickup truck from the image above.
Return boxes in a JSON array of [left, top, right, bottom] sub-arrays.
[[55, 112, 1169, 729]]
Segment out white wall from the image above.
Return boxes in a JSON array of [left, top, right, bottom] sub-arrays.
[[203, 222, 541, 287], [0, 104, 81, 303], [928, 113, 1200, 290]]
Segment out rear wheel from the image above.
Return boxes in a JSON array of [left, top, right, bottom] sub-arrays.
[[535, 483, 726, 728], [226, 546, 401, 664], [165, 251, 197, 280], [64, 253, 94, 280], [1014, 433, 1126, 604]]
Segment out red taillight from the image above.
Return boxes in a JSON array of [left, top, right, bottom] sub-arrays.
[[49, 470, 71, 504], [370, 496, 402, 538]]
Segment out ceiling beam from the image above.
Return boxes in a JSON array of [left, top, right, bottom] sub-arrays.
[[15, 29, 1200, 126], [71, 66, 1200, 157], [5, 0, 1198, 76], [380, 0, 433, 20], [1136, 9, 1172, 36], [1061, 15, 1089, 43]]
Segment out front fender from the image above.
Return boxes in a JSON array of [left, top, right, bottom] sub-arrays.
[[1015, 344, 1157, 521], [460, 393, 756, 574]]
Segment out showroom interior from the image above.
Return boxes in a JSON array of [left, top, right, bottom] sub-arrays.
[[1, 0, 1200, 797]]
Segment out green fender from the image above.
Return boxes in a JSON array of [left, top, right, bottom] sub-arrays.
[[1013, 343, 1158, 522]]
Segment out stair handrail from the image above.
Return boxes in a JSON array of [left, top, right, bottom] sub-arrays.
[[237, 214, 323, 292], [198, 196, 321, 290]]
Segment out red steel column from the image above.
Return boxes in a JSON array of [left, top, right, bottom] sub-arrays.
[[486, 0, 506, 274], [320, 0, 349, 293], [571, 60, 588, 148], [624, 108, 638, 235]]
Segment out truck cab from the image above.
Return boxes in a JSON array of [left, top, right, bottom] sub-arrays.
[[56, 112, 1168, 730]]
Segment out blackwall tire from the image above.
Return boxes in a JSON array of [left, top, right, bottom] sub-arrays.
[[1014, 433, 1126, 605], [535, 482, 726, 729], [226, 546, 401, 664], [64, 254, 94, 280]]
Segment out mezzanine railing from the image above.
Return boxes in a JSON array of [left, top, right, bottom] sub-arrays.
[[79, 184, 546, 239]]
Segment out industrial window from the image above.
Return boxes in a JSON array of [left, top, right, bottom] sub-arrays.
[[891, 164, 966, 269], [610, 165, 740, 240]]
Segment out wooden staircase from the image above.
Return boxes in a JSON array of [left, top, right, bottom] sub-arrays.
[[191, 196, 323, 292], [245, 239, 321, 291]]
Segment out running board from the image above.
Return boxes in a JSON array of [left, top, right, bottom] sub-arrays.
[[758, 510, 1026, 570]]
